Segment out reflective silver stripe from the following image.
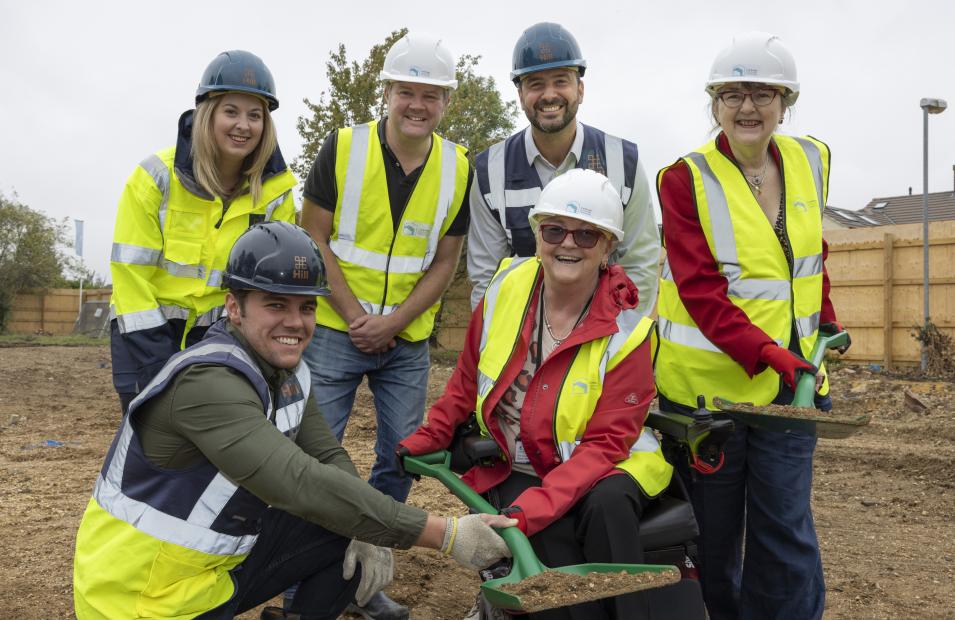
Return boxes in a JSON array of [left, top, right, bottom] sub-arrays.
[[329, 239, 424, 273], [631, 428, 661, 453], [114, 308, 167, 333], [273, 363, 311, 434], [264, 191, 290, 221], [93, 474, 257, 556], [161, 305, 191, 321], [686, 152, 738, 269], [159, 257, 205, 280], [206, 269, 224, 288], [478, 258, 531, 355], [723, 268, 791, 301], [338, 124, 371, 242], [657, 317, 723, 354], [194, 306, 223, 327], [793, 253, 823, 279], [356, 298, 400, 317], [598, 309, 641, 384], [503, 187, 541, 208], [187, 471, 241, 528], [421, 138, 459, 270], [604, 134, 626, 204], [793, 137, 825, 212], [477, 370, 494, 399], [486, 141, 508, 238], [140, 154, 171, 231], [796, 312, 820, 340], [558, 428, 658, 464], [558, 440, 577, 462], [111, 243, 161, 266], [661, 257, 673, 281]]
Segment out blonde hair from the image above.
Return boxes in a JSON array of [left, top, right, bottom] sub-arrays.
[[191, 95, 278, 206]]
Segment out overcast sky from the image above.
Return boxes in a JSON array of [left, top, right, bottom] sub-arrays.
[[2, 0, 953, 282]]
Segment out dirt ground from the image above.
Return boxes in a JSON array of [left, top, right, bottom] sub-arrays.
[[0, 345, 953, 619]]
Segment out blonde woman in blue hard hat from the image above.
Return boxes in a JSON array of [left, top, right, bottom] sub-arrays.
[[108, 50, 297, 414]]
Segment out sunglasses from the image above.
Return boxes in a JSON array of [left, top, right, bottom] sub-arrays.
[[539, 224, 604, 249]]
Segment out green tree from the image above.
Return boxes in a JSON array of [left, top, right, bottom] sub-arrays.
[[293, 28, 518, 178], [0, 192, 76, 331]]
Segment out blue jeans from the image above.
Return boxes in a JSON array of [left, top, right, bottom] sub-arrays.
[[302, 326, 429, 502], [663, 386, 828, 620]]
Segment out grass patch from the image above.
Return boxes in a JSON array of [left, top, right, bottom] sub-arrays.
[[0, 333, 109, 347]]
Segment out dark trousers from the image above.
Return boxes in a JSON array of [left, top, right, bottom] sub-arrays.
[[663, 385, 827, 620], [196, 508, 360, 620], [488, 472, 652, 620]]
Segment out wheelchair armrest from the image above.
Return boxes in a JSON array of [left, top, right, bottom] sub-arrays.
[[645, 408, 735, 469]]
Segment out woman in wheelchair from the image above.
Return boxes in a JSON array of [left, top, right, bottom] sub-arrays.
[[399, 170, 682, 619]]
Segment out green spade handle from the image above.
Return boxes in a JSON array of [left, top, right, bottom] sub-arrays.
[[792, 330, 849, 407]]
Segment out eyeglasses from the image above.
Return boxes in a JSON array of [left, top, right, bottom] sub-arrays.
[[539, 224, 604, 249], [717, 89, 781, 108]]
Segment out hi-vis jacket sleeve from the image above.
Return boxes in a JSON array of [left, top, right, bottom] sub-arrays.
[[110, 164, 180, 387]]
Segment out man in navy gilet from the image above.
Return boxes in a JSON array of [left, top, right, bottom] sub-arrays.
[[468, 22, 660, 312]]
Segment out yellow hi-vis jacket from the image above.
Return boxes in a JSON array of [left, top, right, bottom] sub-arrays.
[[315, 120, 470, 342], [475, 257, 672, 499], [656, 135, 830, 409], [110, 145, 296, 342]]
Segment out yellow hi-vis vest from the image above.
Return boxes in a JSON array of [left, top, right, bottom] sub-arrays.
[[474, 257, 672, 498], [656, 135, 830, 409], [315, 121, 470, 342], [110, 147, 297, 340]]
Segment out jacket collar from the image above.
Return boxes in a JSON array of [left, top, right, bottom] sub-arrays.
[[173, 109, 290, 200]]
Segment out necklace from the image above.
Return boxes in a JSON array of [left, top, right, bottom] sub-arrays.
[[744, 159, 769, 196], [540, 287, 591, 348]]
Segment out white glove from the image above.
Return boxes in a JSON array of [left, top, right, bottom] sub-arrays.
[[342, 539, 394, 606], [440, 514, 512, 571]]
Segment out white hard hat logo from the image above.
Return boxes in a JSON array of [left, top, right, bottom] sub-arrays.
[[565, 201, 580, 214], [409, 66, 432, 78]]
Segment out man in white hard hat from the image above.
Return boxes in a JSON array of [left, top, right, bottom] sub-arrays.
[[467, 22, 660, 315], [300, 32, 472, 620]]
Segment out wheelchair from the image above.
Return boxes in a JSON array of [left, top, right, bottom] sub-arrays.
[[454, 406, 732, 619]]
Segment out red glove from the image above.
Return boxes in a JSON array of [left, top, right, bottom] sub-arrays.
[[820, 321, 851, 354], [759, 343, 818, 390]]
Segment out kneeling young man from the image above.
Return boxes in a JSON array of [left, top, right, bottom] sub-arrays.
[[73, 222, 513, 620]]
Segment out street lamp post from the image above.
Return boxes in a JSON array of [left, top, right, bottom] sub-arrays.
[[919, 97, 947, 372]]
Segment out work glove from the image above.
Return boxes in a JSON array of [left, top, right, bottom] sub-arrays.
[[759, 343, 818, 391], [395, 445, 419, 480], [440, 514, 513, 571], [820, 321, 852, 354], [342, 540, 394, 606]]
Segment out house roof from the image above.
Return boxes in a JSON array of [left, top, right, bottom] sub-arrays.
[[825, 190, 955, 228]]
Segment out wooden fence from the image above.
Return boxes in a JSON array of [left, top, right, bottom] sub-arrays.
[[435, 221, 955, 369], [7, 288, 112, 335]]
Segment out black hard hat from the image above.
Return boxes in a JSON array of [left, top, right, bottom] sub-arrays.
[[511, 23, 587, 85], [196, 50, 279, 111], [222, 222, 329, 296]]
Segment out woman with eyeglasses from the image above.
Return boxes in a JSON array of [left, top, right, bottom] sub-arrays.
[[399, 169, 676, 619], [655, 32, 848, 619]]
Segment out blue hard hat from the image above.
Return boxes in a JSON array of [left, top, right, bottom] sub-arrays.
[[196, 50, 279, 111], [222, 222, 329, 297], [511, 23, 587, 85]]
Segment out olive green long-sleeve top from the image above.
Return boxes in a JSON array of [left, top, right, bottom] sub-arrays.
[[132, 323, 427, 549]]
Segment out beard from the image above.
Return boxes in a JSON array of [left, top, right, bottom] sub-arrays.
[[525, 97, 579, 134]]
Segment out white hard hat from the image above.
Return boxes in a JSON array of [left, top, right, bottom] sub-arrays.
[[705, 31, 799, 104], [379, 32, 458, 90], [528, 169, 625, 241]]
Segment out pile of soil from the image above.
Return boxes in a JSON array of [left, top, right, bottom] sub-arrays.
[[0, 346, 952, 619]]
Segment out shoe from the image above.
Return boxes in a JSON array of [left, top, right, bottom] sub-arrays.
[[344, 591, 410, 620], [462, 594, 481, 620]]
